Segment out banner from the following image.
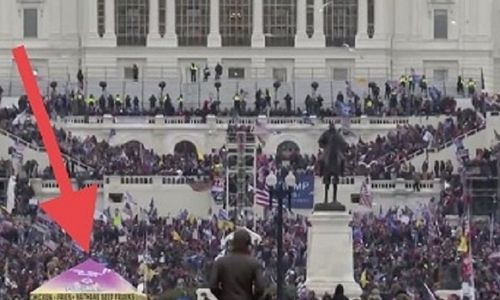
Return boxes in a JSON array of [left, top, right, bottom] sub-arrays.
[[211, 176, 225, 205], [290, 173, 315, 209], [30, 294, 137, 300]]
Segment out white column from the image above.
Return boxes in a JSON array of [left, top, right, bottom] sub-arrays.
[[148, 0, 163, 46], [0, 0, 13, 39], [305, 211, 362, 298], [295, 0, 309, 47], [310, 0, 325, 47], [87, 0, 99, 38], [373, 0, 386, 39], [49, 0, 62, 38], [207, 0, 222, 47], [165, 0, 178, 47], [411, 0, 419, 37], [251, 0, 265, 48], [357, 0, 368, 39], [103, 0, 116, 43]]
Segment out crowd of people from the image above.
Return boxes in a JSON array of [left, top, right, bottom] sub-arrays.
[[0, 101, 485, 187], [1, 177, 498, 300], [345, 109, 483, 179], [0, 75, 498, 300]]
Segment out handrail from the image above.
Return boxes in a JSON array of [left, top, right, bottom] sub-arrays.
[[0, 127, 95, 171], [387, 122, 486, 170]]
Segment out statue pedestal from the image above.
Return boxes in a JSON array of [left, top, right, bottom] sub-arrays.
[[305, 210, 362, 298]]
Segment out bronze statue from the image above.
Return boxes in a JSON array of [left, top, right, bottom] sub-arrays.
[[318, 123, 349, 204]]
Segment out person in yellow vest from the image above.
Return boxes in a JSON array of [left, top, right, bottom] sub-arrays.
[[115, 94, 122, 113], [457, 76, 465, 96], [86, 94, 95, 113], [233, 92, 241, 114], [419, 75, 428, 95], [113, 209, 122, 229], [365, 97, 374, 114], [467, 78, 476, 96], [177, 94, 184, 112], [190, 63, 198, 83], [399, 75, 407, 88]]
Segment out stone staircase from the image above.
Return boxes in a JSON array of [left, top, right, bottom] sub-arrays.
[[0, 127, 95, 172], [396, 123, 487, 169]]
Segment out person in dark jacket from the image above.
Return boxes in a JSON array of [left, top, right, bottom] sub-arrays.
[[332, 284, 349, 300], [209, 229, 266, 300]]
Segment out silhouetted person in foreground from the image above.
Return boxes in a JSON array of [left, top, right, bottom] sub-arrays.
[[209, 229, 266, 300], [332, 284, 349, 300]]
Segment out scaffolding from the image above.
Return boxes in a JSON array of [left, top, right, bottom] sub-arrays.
[[225, 128, 257, 225]]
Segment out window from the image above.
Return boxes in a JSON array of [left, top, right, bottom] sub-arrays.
[[115, 0, 149, 46], [367, 0, 374, 38], [433, 69, 448, 82], [273, 68, 287, 82], [176, 0, 210, 46], [324, 0, 358, 47], [306, 0, 314, 37], [97, 0, 105, 37], [333, 68, 349, 81], [434, 9, 448, 39], [263, 0, 297, 47], [220, 0, 252, 46], [23, 8, 38, 38], [228, 67, 245, 79], [159, 0, 166, 37]]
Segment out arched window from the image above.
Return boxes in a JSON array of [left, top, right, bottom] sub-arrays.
[[220, 0, 253, 46], [263, 0, 297, 47], [115, 0, 150, 46], [176, 0, 210, 46], [324, 0, 358, 47], [276, 141, 300, 159], [174, 140, 198, 156]]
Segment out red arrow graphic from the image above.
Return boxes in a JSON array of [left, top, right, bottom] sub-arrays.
[[12, 46, 96, 252]]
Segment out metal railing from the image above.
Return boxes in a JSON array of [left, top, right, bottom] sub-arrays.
[[1, 64, 477, 105]]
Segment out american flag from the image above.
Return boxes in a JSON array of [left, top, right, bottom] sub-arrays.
[[252, 182, 288, 209]]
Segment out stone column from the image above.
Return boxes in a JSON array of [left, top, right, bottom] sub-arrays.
[[148, 0, 163, 45], [357, 0, 368, 39], [103, 0, 116, 42], [310, 0, 325, 47], [165, 0, 178, 47], [207, 0, 222, 47], [295, 0, 309, 47], [251, 0, 265, 48], [305, 210, 362, 298], [373, 0, 386, 39], [87, 0, 99, 39]]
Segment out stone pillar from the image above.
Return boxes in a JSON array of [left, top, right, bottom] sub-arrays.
[[373, 0, 386, 39], [165, 0, 178, 47], [309, 0, 325, 47], [357, 0, 368, 39], [251, 0, 265, 48], [86, 0, 99, 39], [103, 0, 116, 42], [0, 0, 12, 39], [148, 0, 163, 45], [49, 0, 62, 38], [305, 210, 362, 298], [207, 0, 222, 47], [295, 0, 309, 47]]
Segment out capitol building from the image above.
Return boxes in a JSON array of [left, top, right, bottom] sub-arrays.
[[0, 0, 498, 93]]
